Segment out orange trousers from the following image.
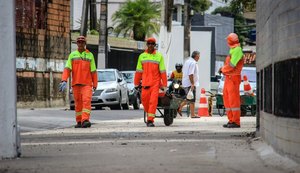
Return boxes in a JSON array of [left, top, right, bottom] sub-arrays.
[[72, 85, 92, 123], [223, 75, 241, 125], [141, 84, 160, 122]]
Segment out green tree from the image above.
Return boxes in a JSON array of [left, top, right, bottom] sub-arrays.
[[211, 0, 256, 46], [191, 0, 212, 13], [222, 0, 256, 11], [112, 0, 161, 41]]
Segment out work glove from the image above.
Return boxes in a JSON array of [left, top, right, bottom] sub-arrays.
[[58, 81, 67, 92], [218, 67, 223, 75]]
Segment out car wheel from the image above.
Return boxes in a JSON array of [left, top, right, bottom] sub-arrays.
[[122, 97, 129, 110], [111, 95, 122, 110], [133, 96, 140, 110]]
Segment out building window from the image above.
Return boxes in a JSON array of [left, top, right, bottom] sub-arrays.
[[274, 58, 299, 118], [264, 65, 272, 114], [16, 0, 47, 29]]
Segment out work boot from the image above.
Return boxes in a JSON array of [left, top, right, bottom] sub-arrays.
[[81, 120, 91, 128], [74, 122, 81, 128], [223, 122, 232, 128], [227, 123, 240, 128], [146, 121, 155, 127]]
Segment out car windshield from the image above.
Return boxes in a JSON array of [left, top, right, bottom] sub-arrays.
[[98, 71, 116, 82], [122, 72, 134, 83]]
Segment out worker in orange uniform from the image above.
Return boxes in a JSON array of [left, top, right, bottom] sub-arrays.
[[219, 33, 244, 128], [59, 36, 98, 128], [134, 37, 168, 127]]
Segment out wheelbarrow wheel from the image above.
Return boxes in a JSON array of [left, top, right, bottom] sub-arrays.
[[251, 105, 256, 116], [163, 109, 174, 126]]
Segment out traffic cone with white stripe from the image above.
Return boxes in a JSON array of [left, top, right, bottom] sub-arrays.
[[243, 75, 254, 96], [198, 88, 209, 117]]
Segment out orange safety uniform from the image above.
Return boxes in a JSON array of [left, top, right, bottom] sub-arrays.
[[62, 49, 98, 124], [134, 49, 167, 122], [222, 45, 244, 126]]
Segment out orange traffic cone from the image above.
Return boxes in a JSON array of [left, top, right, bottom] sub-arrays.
[[243, 75, 254, 96], [198, 88, 209, 117]]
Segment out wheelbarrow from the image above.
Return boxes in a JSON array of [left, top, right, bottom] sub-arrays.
[[144, 93, 183, 126], [215, 94, 257, 116]]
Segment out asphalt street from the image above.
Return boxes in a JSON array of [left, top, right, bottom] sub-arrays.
[[17, 107, 143, 132], [1, 107, 298, 173]]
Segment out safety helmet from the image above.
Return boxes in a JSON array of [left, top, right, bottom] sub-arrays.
[[227, 33, 240, 48], [175, 63, 183, 68], [146, 37, 156, 44]]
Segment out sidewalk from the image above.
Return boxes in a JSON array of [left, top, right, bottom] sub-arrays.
[[1, 116, 299, 173]]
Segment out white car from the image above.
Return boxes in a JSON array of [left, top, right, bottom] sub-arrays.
[[217, 67, 256, 95], [70, 69, 129, 110]]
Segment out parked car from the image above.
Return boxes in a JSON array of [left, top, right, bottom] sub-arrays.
[[210, 75, 221, 94], [217, 67, 256, 95], [70, 69, 129, 110], [121, 71, 141, 109]]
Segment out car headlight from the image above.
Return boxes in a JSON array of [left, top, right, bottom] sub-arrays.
[[105, 88, 117, 93]]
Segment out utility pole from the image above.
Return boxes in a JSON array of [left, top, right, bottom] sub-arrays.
[[90, 0, 97, 31], [0, 0, 20, 159], [183, 0, 191, 58], [97, 0, 108, 68], [80, 0, 89, 36]]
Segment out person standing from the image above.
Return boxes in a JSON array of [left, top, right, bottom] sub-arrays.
[[134, 37, 168, 127], [219, 33, 244, 128], [59, 36, 98, 128], [177, 51, 200, 118]]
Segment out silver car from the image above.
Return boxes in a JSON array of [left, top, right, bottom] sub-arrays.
[[70, 69, 129, 110], [121, 71, 141, 110]]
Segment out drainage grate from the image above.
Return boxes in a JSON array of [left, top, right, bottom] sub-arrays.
[[274, 58, 300, 118], [264, 65, 272, 114]]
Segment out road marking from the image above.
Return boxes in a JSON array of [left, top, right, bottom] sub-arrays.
[[22, 138, 245, 146]]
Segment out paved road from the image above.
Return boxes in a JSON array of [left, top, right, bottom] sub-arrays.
[[17, 107, 144, 132], [2, 115, 299, 173]]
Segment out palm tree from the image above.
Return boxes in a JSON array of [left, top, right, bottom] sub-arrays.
[[112, 0, 161, 41]]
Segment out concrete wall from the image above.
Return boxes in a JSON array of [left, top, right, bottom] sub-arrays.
[[168, 22, 184, 73], [190, 30, 212, 100], [16, 0, 70, 108], [204, 14, 233, 56], [256, 0, 300, 162]]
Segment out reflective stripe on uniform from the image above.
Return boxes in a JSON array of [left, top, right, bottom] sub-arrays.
[[231, 107, 240, 111], [141, 60, 160, 64], [226, 107, 240, 111], [148, 113, 155, 117], [82, 108, 91, 114], [76, 112, 82, 116]]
